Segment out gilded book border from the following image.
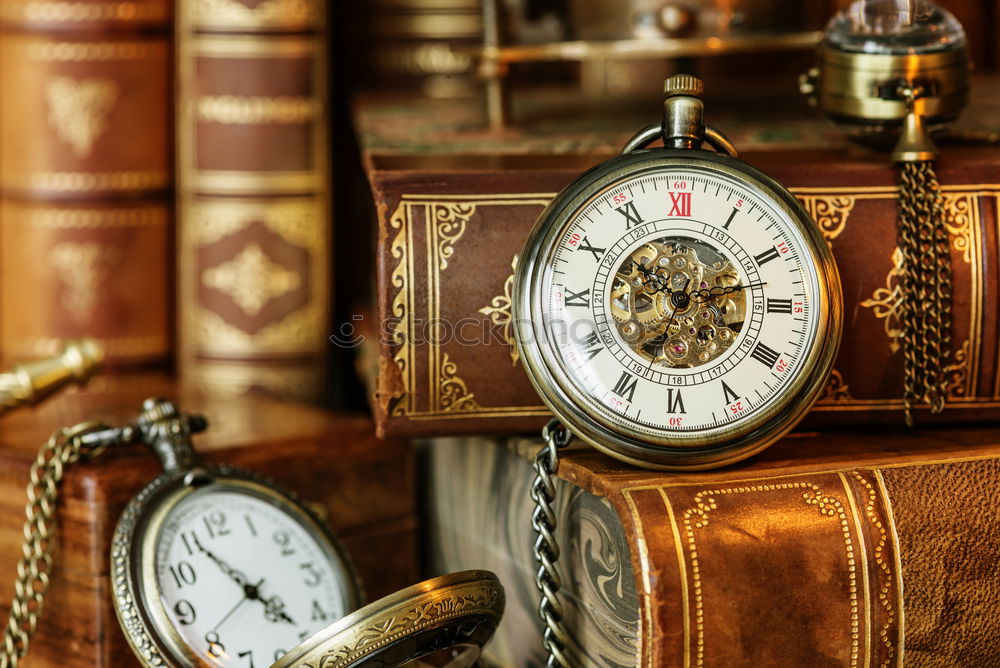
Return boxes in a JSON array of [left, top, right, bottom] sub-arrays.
[[387, 194, 554, 420], [623, 466, 906, 667]]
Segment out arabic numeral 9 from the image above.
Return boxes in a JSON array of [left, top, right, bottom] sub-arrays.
[[173, 599, 196, 625]]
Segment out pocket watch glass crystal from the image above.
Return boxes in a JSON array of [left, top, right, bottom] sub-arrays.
[[823, 0, 966, 54], [153, 484, 353, 666], [513, 146, 841, 469]]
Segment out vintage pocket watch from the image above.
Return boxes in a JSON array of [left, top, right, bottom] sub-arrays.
[[108, 399, 505, 668], [112, 398, 364, 666], [514, 74, 842, 471], [513, 73, 843, 666]]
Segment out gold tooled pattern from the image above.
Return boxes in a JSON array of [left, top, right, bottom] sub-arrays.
[[1, 1, 168, 23], [24, 171, 168, 192], [943, 338, 971, 398], [193, 0, 321, 30], [942, 192, 975, 264], [796, 195, 856, 242], [852, 472, 897, 668], [196, 95, 321, 125], [388, 201, 412, 417], [186, 199, 324, 250], [433, 202, 475, 271], [438, 352, 480, 412], [48, 241, 119, 321], [817, 368, 854, 403], [192, 304, 320, 354], [386, 194, 566, 420], [682, 482, 859, 668], [479, 255, 519, 366], [45, 76, 119, 158], [860, 248, 905, 354], [202, 243, 301, 316], [27, 41, 162, 61], [26, 207, 167, 228]]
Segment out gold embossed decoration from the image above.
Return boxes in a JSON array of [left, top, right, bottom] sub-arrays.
[[861, 248, 906, 354], [48, 241, 119, 321], [479, 255, 519, 365], [202, 242, 301, 316], [796, 195, 856, 242], [196, 95, 320, 125], [44, 76, 119, 158]]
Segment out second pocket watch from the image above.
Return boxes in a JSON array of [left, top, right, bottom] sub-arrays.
[[514, 75, 843, 470]]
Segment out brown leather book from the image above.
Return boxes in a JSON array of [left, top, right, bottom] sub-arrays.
[[176, 0, 330, 400], [358, 86, 1000, 437], [0, 0, 172, 367], [0, 374, 416, 666], [426, 427, 1000, 667]]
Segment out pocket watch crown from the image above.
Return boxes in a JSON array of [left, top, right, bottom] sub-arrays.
[[664, 74, 703, 99]]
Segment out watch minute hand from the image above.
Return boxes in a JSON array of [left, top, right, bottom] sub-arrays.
[[193, 534, 249, 589]]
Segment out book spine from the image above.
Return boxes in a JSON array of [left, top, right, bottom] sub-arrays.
[[0, 0, 172, 367], [177, 0, 330, 400]]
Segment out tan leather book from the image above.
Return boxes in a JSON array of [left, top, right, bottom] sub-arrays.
[[0, 0, 172, 367], [176, 0, 330, 400], [426, 428, 1000, 667], [357, 86, 1000, 437]]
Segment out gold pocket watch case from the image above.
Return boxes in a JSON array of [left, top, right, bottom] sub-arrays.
[[272, 571, 504, 668]]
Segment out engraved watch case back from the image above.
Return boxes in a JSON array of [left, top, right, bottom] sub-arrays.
[[271, 570, 505, 668], [512, 76, 842, 470]]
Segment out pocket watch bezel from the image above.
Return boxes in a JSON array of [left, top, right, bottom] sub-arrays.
[[111, 464, 363, 667], [513, 148, 842, 470]]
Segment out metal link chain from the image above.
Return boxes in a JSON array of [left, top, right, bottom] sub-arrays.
[[532, 419, 572, 668], [896, 160, 952, 426], [0, 421, 116, 668]]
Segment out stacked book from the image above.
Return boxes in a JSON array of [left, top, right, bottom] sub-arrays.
[[353, 82, 1000, 666], [0, 0, 331, 400]]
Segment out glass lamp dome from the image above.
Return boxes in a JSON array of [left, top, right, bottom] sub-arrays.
[[823, 0, 967, 55]]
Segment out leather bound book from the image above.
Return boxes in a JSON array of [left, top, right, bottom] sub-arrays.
[[177, 0, 330, 400], [426, 428, 1000, 667], [357, 85, 1000, 437], [0, 0, 172, 367], [0, 374, 416, 666]]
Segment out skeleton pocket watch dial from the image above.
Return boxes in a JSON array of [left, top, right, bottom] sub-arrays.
[[514, 75, 843, 470]]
